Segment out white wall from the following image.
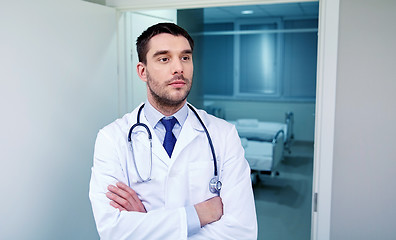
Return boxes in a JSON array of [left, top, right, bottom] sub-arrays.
[[0, 0, 117, 239], [330, 0, 396, 239]]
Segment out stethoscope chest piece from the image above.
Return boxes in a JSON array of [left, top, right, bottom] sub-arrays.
[[209, 176, 222, 194]]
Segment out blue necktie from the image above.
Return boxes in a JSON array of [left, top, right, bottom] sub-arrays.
[[161, 117, 178, 157]]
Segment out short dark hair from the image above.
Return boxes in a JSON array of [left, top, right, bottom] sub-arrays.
[[136, 22, 194, 64]]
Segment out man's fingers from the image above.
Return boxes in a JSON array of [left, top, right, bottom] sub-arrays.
[[108, 184, 132, 201], [106, 192, 131, 209], [116, 182, 141, 203], [106, 183, 147, 213], [115, 182, 146, 212], [108, 183, 140, 207], [110, 201, 126, 211]]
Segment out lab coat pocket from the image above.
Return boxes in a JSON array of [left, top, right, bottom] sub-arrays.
[[188, 160, 217, 204]]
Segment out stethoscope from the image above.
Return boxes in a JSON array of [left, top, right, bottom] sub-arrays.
[[127, 103, 222, 195]]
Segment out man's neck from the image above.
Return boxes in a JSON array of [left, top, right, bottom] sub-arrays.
[[148, 98, 186, 117]]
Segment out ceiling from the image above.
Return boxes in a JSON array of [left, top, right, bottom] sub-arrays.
[[84, 0, 319, 23], [203, 2, 319, 23]]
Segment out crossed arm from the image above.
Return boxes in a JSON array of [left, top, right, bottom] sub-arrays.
[[106, 182, 223, 227], [91, 125, 257, 239]]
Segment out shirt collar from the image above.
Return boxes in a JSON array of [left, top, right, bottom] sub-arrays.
[[143, 100, 189, 128]]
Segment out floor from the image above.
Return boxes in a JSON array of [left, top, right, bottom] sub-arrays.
[[253, 141, 314, 240]]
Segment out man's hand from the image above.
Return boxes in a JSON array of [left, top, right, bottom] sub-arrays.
[[106, 182, 146, 213], [194, 196, 223, 227]]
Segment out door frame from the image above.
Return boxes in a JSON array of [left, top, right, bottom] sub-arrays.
[[115, 1, 340, 239]]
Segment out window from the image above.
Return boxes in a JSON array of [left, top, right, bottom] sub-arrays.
[[202, 17, 318, 102], [202, 23, 234, 96], [238, 20, 281, 97]]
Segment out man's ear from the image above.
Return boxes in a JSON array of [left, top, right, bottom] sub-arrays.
[[136, 62, 147, 82]]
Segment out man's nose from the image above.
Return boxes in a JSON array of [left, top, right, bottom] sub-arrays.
[[172, 59, 184, 75]]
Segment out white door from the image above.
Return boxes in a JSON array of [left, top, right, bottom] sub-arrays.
[[0, 1, 118, 239], [117, 10, 177, 113]]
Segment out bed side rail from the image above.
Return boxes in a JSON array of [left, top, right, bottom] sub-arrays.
[[284, 112, 294, 152]]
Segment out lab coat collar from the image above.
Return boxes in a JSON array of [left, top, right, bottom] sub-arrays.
[[186, 103, 211, 131], [127, 103, 210, 167]]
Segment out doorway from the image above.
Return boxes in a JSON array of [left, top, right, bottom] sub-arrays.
[[178, 3, 318, 239], [115, 0, 340, 239]]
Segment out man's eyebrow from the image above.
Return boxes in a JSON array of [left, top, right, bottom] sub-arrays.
[[152, 49, 192, 58], [182, 49, 193, 54], [152, 50, 169, 58]]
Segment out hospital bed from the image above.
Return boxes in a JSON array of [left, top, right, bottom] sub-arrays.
[[229, 112, 294, 184]]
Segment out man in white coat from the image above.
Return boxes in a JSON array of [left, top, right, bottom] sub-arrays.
[[89, 23, 257, 239]]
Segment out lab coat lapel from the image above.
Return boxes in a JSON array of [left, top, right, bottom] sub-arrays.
[[151, 132, 171, 165], [171, 109, 203, 162]]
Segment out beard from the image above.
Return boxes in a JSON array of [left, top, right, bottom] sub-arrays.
[[146, 71, 192, 108]]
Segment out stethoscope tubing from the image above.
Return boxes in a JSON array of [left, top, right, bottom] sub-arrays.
[[127, 103, 220, 193]]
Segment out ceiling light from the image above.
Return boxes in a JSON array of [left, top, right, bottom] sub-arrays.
[[241, 10, 254, 15]]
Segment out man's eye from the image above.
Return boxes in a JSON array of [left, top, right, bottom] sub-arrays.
[[159, 57, 169, 62], [181, 56, 191, 61]]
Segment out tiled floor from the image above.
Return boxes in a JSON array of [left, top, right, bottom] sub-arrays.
[[253, 141, 314, 240]]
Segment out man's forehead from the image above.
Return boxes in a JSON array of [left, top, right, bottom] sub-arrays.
[[147, 33, 191, 53]]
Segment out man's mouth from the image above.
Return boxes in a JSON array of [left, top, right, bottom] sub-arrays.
[[170, 80, 186, 88], [169, 75, 187, 88]]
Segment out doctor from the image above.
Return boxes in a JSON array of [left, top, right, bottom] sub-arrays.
[[89, 23, 257, 239]]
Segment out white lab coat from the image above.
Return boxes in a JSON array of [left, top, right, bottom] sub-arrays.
[[89, 104, 257, 240]]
